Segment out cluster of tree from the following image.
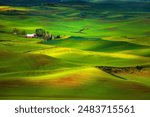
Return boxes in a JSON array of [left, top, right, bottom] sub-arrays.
[[12, 28, 61, 41], [12, 28, 26, 36], [35, 29, 60, 41], [96, 65, 144, 74]]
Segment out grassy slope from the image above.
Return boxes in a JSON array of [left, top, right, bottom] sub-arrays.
[[0, 4, 150, 99]]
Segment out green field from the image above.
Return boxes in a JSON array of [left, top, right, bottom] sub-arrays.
[[0, 3, 150, 99]]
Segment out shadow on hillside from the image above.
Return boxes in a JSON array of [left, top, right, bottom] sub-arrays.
[[96, 65, 150, 80], [104, 71, 127, 80]]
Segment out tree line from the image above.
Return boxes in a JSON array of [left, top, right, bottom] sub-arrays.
[[12, 28, 60, 41]]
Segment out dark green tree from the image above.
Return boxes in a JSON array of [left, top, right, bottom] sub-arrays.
[[21, 30, 26, 36], [55, 35, 61, 38], [35, 29, 46, 38], [12, 28, 20, 35], [43, 31, 51, 40]]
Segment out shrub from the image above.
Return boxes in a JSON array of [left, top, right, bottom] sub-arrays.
[[21, 30, 27, 36], [12, 28, 20, 35]]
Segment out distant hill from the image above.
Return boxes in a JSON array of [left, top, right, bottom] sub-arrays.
[[61, 0, 150, 3], [1, 0, 150, 6], [0, 0, 61, 6], [0, 0, 150, 8]]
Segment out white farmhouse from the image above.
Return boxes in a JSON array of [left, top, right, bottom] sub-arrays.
[[25, 34, 36, 38]]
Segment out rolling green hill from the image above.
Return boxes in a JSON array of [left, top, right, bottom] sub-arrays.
[[0, 2, 150, 99]]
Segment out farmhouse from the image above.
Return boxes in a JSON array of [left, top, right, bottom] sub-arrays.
[[25, 34, 36, 38]]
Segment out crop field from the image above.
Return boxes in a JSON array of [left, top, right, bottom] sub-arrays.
[[0, 2, 150, 99]]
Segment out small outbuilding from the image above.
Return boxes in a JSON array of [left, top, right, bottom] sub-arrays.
[[25, 34, 36, 38]]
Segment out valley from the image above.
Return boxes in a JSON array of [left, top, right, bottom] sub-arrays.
[[0, 1, 150, 99]]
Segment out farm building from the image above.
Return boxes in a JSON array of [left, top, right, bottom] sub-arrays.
[[25, 34, 37, 38]]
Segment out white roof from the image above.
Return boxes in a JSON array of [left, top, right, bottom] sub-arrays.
[[26, 34, 35, 36]]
